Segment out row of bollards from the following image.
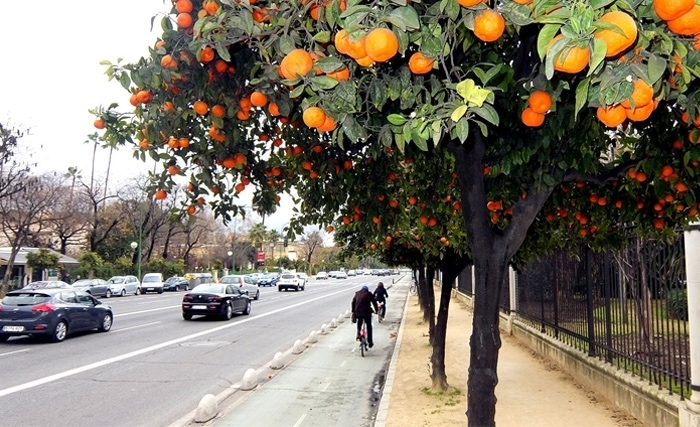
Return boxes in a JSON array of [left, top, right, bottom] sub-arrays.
[[194, 309, 353, 423]]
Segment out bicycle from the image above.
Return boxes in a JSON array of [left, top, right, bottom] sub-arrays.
[[377, 301, 386, 323], [409, 278, 418, 296], [358, 321, 368, 357]]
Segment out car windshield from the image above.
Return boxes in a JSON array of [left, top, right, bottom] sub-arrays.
[[281, 274, 295, 279], [220, 276, 241, 284], [72, 280, 92, 287], [108, 277, 125, 284], [166, 277, 182, 283], [2, 292, 51, 306], [143, 276, 160, 282], [192, 284, 225, 293]]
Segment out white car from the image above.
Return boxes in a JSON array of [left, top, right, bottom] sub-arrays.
[[316, 272, 328, 280], [335, 271, 348, 279], [140, 273, 164, 294], [219, 275, 260, 300], [277, 273, 305, 291]]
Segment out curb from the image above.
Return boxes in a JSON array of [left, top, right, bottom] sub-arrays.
[[374, 283, 411, 426]]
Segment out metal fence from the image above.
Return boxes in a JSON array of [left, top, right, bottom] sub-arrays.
[[515, 235, 691, 398]]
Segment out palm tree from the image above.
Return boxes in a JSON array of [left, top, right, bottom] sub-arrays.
[[248, 223, 268, 251], [268, 229, 281, 261], [64, 166, 81, 206]]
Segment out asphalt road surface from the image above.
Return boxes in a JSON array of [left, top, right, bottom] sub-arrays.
[[0, 275, 396, 427]]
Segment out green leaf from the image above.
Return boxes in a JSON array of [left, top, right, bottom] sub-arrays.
[[387, 114, 407, 126], [279, 36, 296, 55], [456, 79, 476, 100], [466, 87, 491, 107], [342, 116, 367, 143], [340, 5, 374, 19], [589, 0, 616, 10], [647, 54, 667, 85], [537, 24, 561, 61], [574, 77, 590, 119], [370, 80, 388, 109], [310, 76, 340, 90], [455, 117, 469, 143], [119, 72, 131, 90], [289, 85, 305, 98], [431, 121, 442, 146], [588, 38, 607, 76], [451, 105, 468, 122], [387, 6, 421, 31], [316, 57, 345, 73], [472, 104, 499, 126], [313, 31, 332, 43]]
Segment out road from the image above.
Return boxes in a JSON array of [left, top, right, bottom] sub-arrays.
[[0, 275, 397, 427]]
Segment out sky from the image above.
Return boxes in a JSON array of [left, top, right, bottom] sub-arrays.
[[0, 0, 311, 237]]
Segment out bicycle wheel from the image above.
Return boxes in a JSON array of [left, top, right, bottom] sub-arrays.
[[360, 338, 365, 357]]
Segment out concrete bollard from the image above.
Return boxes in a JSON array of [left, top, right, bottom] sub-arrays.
[[344, 309, 351, 318], [330, 318, 338, 328], [292, 339, 304, 354], [320, 323, 329, 335], [308, 330, 319, 343], [194, 394, 218, 423], [337, 313, 345, 323], [240, 368, 258, 391], [270, 351, 285, 370]]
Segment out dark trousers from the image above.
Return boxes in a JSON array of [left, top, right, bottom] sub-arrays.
[[356, 315, 373, 346]]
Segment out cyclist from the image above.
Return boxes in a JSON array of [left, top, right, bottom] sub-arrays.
[[351, 285, 379, 348], [373, 282, 389, 319]]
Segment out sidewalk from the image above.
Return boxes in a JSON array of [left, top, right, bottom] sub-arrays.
[[189, 277, 642, 427]]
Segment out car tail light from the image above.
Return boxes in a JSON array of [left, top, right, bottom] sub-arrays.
[[208, 296, 222, 302], [32, 303, 56, 313], [183, 295, 193, 302]]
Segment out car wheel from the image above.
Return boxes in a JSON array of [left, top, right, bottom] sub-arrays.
[[278, 287, 282, 292], [135, 287, 141, 296], [50, 321, 68, 343], [98, 313, 113, 332], [222, 302, 233, 320], [105, 289, 112, 298], [184, 285, 189, 291], [254, 290, 260, 300], [183, 312, 193, 320], [243, 300, 251, 315], [295, 285, 300, 291], [120, 289, 127, 297], [0, 335, 8, 342], [157, 289, 163, 294]]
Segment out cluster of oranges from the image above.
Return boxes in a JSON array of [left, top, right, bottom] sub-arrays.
[[456, 0, 506, 42], [654, 0, 700, 38], [302, 0, 346, 21], [302, 106, 336, 132], [334, 27, 399, 68], [173, 0, 220, 29], [596, 79, 657, 128], [521, 90, 552, 127]]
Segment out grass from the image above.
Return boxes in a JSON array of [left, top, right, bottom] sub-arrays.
[[421, 386, 463, 407]]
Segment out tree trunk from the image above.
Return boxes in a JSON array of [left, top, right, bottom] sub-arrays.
[[430, 250, 468, 390], [426, 267, 436, 343]]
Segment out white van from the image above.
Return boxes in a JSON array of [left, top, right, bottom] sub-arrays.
[[141, 273, 164, 294]]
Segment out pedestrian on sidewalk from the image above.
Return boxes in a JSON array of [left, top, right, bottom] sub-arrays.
[[352, 285, 379, 348], [373, 282, 388, 319]]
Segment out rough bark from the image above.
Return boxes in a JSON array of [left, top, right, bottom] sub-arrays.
[[426, 267, 436, 341]]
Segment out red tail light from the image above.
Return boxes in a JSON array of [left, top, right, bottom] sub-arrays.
[[32, 303, 56, 313], [183, 295, 194, 302], [207, 296, 222, 302]]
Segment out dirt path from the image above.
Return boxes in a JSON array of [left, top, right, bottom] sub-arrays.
[[384, 295, 644, 427]]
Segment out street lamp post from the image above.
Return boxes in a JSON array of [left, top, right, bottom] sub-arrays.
[[130, 241, 141, 279], [227, 251, 233, 271]]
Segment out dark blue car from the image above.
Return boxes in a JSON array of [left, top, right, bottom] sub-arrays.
[[257, 274, 279, 287], [164, 276, 190, 291], [0, 288, 113, 343]]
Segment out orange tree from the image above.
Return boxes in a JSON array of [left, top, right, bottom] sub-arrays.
[[99, 0, 700, 425]]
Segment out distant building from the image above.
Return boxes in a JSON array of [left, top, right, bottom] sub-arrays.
[[0, 247, 79, 290]]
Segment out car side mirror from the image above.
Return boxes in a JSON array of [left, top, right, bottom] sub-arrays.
[[94, 300, 102, 306]]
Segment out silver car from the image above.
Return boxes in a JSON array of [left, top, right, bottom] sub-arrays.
[[107, 276, 141, 297], [219, 275, 260, 300]]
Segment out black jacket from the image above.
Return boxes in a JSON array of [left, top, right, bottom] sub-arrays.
[[352, 288, 378, 317], [373, 287, 388, 302]]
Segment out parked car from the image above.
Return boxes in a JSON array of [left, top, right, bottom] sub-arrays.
[[140, 273, 164, 294], [347, 270, 357, 276], [72, 279, 111, 298], [257, 274, 278, 287], [181, 283, 251, 320], [246, 273, 264, 284], [107, 275, 141, 297], [277, 273, 305, 291], [316, 271, 328, 280], [328, 271, 339, 278], [219, 275, 260, 300], [335, 271, 348, 279], [163, 276, 189, 291], [22, 281, 72, 290], [0, 288, 113, 343]]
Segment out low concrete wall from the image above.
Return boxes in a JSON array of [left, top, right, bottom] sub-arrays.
[[452, 291, 683, 427]]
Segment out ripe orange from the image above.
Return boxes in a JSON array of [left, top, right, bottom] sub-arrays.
[[528, 91, 552, 114], [155, 190, 168, 200], [136, 90, 153, 103], [408, 195, 418, 205], [280, 49, 314, 79], [303, 107, 327, 128], [268, 102, 280, 116], [473, 9, 506, 43], [317, 115, 337, 132], [456, 0, 485, 6], [521, 108, 545, 127], [203, 0, 220, 15], [176, 13, 193, 28], [238, 97, 252, 111], [200, 46, 215, 64], [364, 28, 399, 63], [625, 101, 656, 122], [355, 56, 375, 67], [653, 0, 694, 21], [94, 119, 105, 129], [193, 100, 209, 115], [334, 29, 350, 55], [252, 7, 271, 23], [621, 79, 654, 109], [548, 35, 590, 74], [408, 52, 435, 75], [344, 33, 367, 59], [236, 109, 250, 120], [175, 0, 193, 13], [596, 104, 626, 127], [168, 165, 180, 175], [211, 104, 225, 118], [327, 225, 335, 233], [594, 11, 638, 58], [186, 205, 197, 215], [250, 91, 268, 107], [667, 5, 700, 36], [327, 67, 350, 81], [178, 137, 190, 148]]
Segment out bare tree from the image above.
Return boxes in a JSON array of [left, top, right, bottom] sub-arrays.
[[0, 174, 59, 296], [0, 123, 29, 202], [297, 231, 324, 269]]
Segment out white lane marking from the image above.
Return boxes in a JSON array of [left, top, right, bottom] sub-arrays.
[[0, 287, 352, 398], [292, 414, 307, 427], [320, 382, 331, 392], [114, 305, 181, 317], [0, 348, 30, 358], [112, 321, 161, 333], [340, 360, 346, 368]]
